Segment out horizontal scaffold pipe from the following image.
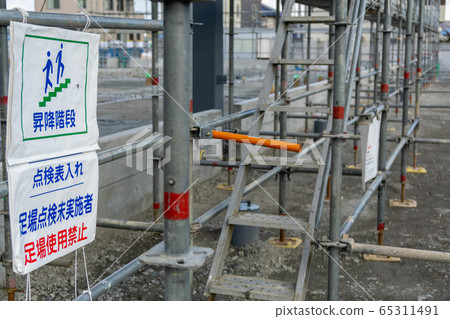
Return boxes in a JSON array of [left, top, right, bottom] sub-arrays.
[[349, 240, 450, 263], [0, 9, 163, 31], [212, 130, 302, 152], [198, 160, 362, 176]]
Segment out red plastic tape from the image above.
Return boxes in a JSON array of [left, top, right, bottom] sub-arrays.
[[417, 68, 422, 73], [354, 145, 358, 151], [401, 175, 406, 182], [381, 84, 389, 93], [328, 72, 334, 78], [153, 202, 160, 210], [404, 72, 410, 79], [190, 99, 193, 113], [0, 96, 7, 105], [164, 191, 189, 220], [152, 77, 159, 86], [377, 223, 385, 231], [333, 106, 345, 120]]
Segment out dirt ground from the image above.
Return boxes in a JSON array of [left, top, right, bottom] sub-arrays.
[[1, 48, 449, 302]]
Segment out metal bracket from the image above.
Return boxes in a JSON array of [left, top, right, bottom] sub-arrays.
[[316, 240, 348, 250], [322, 132, 352, 140], [191, 126, 213, 139], [0, 251, 12, 268], [139, 245, 214, 270]]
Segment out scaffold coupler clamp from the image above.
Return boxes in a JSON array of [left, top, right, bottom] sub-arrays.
[[315, 236, 349, 254], [0, 251, 12, 268], [191, 125, 213, 139], [139, 244, 213, 271], [322, 131, 352, 141]]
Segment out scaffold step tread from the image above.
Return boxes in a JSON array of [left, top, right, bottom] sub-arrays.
[[210, 275, 295, 301], [272, 58, 334, 66], [284, 16, 335, 24], [229, 212, 308, 231]]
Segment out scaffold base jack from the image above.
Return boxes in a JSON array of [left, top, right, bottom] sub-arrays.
[[389, 198, 418, 208], [406, 165, 427, 174], [268, 237, 302, 249], [215, 182, 234, 191]]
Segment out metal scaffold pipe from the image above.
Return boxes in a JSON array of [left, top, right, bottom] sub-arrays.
[[378, 0, 392, 246], [0, 0, 15, 301], [0, 9, 163, 30], [211, 130, 302, 152], [163, 0, 193, 301], [413, 0, 424, 169], [328, 0, 347, 301], [348, 240, 450, 263], [400, 0, 413, 203], [152, 1, 162, 222]]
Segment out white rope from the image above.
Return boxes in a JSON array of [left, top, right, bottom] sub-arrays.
[[81, 247, 93, 301], [80, 12, 91, 32], [74, 249, 78, 298], [25, 273, 31, 301], [13, 7, 29, 24]]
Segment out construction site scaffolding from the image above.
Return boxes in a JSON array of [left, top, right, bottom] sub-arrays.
[[0, 0, 448, 302]]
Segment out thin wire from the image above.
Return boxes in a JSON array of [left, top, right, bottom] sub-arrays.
[[74, 249, 78, 298], [251, 0, 381, 126], [25, 273, 30, 301], [251, 177, 376, 301], [80, 12, 91, 32], [82, 247, 93, 301]]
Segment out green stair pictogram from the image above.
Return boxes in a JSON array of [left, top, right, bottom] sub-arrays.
[[39, 78, 71, 107]]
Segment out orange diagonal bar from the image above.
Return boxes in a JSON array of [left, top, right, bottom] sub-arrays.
[[212, 130, 302, 153]]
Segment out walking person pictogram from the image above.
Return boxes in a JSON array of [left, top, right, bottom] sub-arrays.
[[56, 43, 65, 85], [42, 51, 53, 94]]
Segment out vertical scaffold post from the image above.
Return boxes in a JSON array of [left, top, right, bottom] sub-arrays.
[[400, 0, 413, 203], [152, 0, 161, 222], [373, 7, 381, 103], [163, 0, 193, 300], [0, 0, 16, 301], [0, 0, 16, 302], [328, 0, 347, 302], [413, 0, 424, 169], [395, 6, 403, 119], [228, 0, 235, 184], [353, 49, 361, 166], [378, 0, 391, 246], [273, 0, 280, 136], [305, 5, 311, 132], [278, 0, 288, 244]]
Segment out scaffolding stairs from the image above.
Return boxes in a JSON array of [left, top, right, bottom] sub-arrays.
[[204, 0, 335, 301]]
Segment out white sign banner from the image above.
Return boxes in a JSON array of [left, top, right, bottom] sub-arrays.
[[6, 23, 100, 275], [360, 116, 381, 190], [6, 22, 100, 165], [8, 152, 98, 275]]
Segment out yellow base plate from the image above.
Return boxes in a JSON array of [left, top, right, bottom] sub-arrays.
[[215, 183, 234, 191], [387, 127, 396, 132], [363, 254, 401, 262], [406, 166, 427, 174], [345, 164, 362, 169], [268, 237, 302, 249], [389, 199, 417, 208]]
